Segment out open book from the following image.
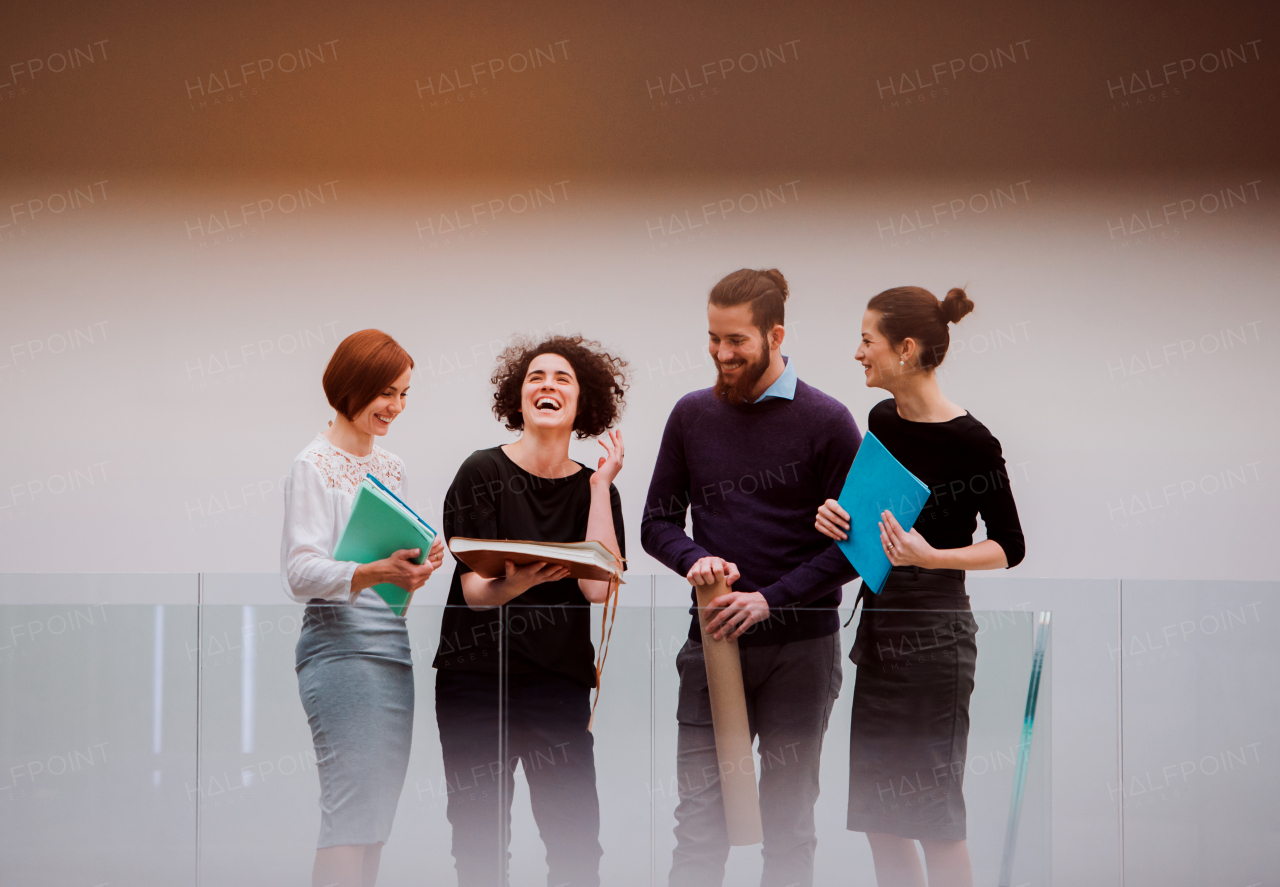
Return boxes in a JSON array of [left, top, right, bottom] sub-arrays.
[[450, 537, 626, 731], [448, 538, 624, 583]]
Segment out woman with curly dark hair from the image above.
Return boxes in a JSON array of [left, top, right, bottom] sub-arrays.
[[432, 334, 628, 887]]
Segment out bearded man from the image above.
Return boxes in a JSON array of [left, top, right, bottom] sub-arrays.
[[642, 268, 863, 887]]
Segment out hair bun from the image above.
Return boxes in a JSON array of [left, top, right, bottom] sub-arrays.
[[762, 268, 789, 302], [941, 287, 973, 324]]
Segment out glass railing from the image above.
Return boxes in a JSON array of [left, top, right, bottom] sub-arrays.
[[1, 574, 1275, 886], [1117, 580, 1279, 887], [0, 573, 200, 887]]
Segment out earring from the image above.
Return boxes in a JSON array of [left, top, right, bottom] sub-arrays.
[[899, 359, 904, 365]]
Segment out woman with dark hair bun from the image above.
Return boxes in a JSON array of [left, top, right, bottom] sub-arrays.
[[433, 334, 628, 887], [281, 329, 445, 887], [815, 287, 1026, 887]]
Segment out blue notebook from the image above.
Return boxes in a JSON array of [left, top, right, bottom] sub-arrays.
[[835, 431, 931, 594], [364, 473, 436, 535]]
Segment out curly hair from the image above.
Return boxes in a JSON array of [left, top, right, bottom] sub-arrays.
[[491, 334, 629, 439]]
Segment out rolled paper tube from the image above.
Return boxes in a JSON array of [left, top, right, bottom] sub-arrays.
[[695, 578, 764, 846]]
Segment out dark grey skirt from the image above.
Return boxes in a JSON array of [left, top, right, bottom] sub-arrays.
[[846, 567, 977, 841], [296, 601, 414, 848]]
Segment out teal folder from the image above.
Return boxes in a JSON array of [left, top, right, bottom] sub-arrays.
[[332, 474, 437, 616], [835, 431, 931, 594]]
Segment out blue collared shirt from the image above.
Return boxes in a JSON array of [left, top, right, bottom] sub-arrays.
[[753, 356, 797, 403]]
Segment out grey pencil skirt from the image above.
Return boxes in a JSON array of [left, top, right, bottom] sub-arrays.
[[296, 600, 414, 848]]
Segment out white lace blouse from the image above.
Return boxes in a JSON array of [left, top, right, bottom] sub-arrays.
[[280, 433, 408, 605]]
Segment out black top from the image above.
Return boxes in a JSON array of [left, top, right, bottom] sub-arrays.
[[868, 399, 1025, 567], [432, 446, 625, 688]]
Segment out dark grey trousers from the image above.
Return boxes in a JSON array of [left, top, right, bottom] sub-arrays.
[[669, 632, 842, 887]]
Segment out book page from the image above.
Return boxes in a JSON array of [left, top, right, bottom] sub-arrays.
[[449, 538, 618, 570]]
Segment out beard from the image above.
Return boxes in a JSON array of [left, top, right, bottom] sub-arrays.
[[713, 347, 772, 405]]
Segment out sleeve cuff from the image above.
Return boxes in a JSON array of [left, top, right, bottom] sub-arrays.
[[675, 547, 716, 581], [991, 540, 1024, 569], [758, 583, 790, 611], [342, 561, 361, 602]]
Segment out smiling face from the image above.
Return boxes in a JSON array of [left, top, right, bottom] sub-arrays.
[[519, 352, 580, 434], [854, 309, 908, 391], [708, 302, 780, 404], [349, 366, 412, 437]]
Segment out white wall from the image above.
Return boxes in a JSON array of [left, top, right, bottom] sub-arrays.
[[1, 175, 1277, 587]]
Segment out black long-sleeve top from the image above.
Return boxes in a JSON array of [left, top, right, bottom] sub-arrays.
[[869, 399, 1025, 567], [432, 447, 625, 688]]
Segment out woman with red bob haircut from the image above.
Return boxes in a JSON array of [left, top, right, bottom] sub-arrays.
[[281, 329, 445, 887]]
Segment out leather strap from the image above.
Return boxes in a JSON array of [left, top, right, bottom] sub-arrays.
[[588, 555, 626, 732]]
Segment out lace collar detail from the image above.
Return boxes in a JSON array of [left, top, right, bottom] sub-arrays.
[[303, 434, 403, 495]]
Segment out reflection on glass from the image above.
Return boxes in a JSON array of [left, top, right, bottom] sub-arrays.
[[241, 605, 255, 762], [152, 603, 166, 787]]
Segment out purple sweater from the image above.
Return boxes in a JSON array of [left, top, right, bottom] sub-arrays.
[[641, 380, 862, 646]]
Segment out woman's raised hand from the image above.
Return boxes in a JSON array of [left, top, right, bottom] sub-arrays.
[[593, 428, 625, 486], [815, 498, 851, 541]]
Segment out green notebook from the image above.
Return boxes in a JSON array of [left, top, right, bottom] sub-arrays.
[[332, 474, 437, 616]]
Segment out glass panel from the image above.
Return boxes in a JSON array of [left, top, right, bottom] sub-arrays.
[[0, 573, 1079, 885], [969, 608, 1051, 887], [968, 576, 1122, 887], [651, 591, 695, 883], [650, 575, 1052, 886], [589, 585, 658, 887], [0, 574, 199, 887], [196, 574, 498, 884], [828, 604, 1052, 887], [402, 602, 479, 878], [495, 585, 659, 886], [1120, 579, 1280, 887]]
